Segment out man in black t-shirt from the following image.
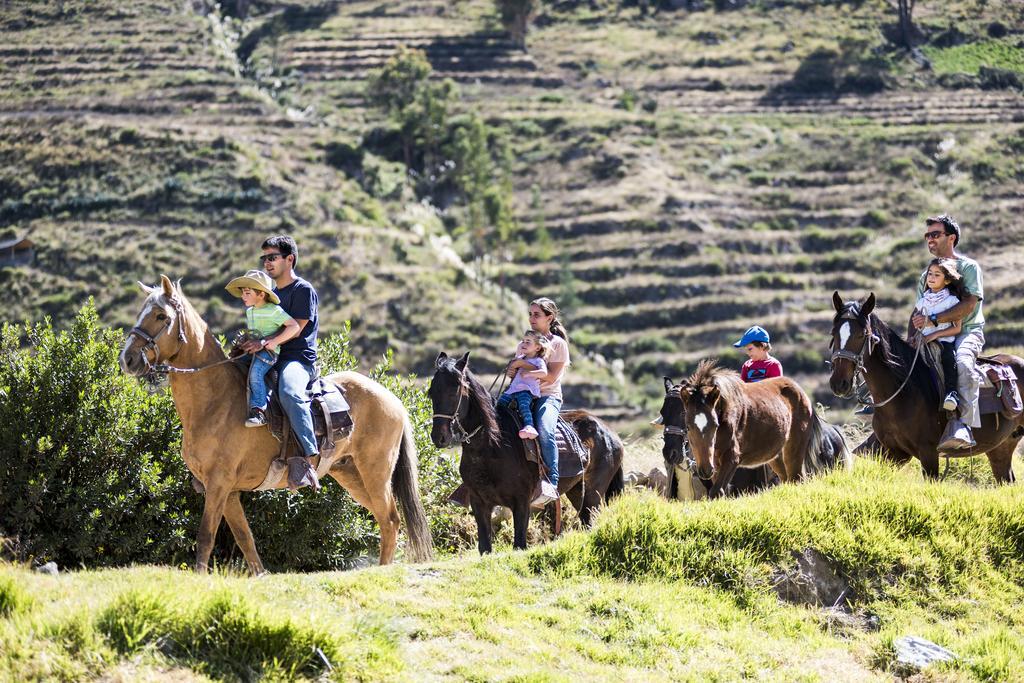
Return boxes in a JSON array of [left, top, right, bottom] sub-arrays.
[[243, 235, 323, 490]]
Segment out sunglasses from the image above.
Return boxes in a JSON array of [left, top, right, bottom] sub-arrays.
[[923, 230, 948, 240], [259, 253, 286, 263]]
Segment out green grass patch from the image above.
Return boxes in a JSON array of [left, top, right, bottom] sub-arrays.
[[2, 461, 1024, 679], [0, 574, 32, 618], [924, 38, 1024, 75]]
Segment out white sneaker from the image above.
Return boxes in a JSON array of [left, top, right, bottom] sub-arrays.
[[942, 392, 959, 412], [531, 480, 558, 507]]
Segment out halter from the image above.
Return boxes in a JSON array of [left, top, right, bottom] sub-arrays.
[[431, 367, 483, 445], [661, 384, 695, 470], [829, 306, 921, 407], [126, 297, 187, 372], [829, 307, 878, 374]]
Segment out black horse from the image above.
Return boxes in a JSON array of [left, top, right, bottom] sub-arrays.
[[658, 376, 850, 498], [429, 352, 624, 553]]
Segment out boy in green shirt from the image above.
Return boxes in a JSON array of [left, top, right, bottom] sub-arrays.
[[226, 270, 300, 427]]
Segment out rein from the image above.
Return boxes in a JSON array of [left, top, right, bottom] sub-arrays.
[[127, 296, 246, 378], [830, 310, 923, 408]]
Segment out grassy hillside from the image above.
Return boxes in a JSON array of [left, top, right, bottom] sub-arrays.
[[1, 0, 1023, 426], [2, 461, 1022, 681]]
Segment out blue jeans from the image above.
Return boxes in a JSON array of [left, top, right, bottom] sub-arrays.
[[497, 391, 536, 429], [533, 396, 561, 486], [247, 350, 276, 411], [278, 359, 319, 457]]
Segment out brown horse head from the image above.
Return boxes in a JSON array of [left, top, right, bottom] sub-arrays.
[[659, 376, 689, 467], [828, 291, 876, 398], [677, 360, 742, 480], [119, 275, 202, 376]]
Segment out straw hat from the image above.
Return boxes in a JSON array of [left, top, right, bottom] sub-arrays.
[[225, 270, 280, 304]]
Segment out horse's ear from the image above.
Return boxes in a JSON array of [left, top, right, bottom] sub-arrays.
[[455, 351, 470, 372], [832, 291, 844, 313], [160, 275, 175, 298], [174, 278, 183, 295], [663, 376, 675, 394], [863, 292, 876, 317], [702, 384, 720, 404], [435, 352, 448, 368], [138, 281, 156, 295]]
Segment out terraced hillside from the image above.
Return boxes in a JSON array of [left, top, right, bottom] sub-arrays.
[[238, 0, 1024, 420], [0, 0, 525, 375], [3, 0, 1023, 426]]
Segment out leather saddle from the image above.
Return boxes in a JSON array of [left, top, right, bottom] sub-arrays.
[[496, 403, 590, 480], [264, 368, 354, 456], [922, 348, 1023, 419]]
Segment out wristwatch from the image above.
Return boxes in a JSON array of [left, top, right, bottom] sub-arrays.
[[928, 313, 939, 326], [260, 338, 268, 348]]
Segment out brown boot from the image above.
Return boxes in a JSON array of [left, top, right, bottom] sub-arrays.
[[286, 456, 321, 492]]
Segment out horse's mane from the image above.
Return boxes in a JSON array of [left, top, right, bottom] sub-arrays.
[[868, 312, 938, 404], [441, 359, 501, 447], [167, 286, 211, 343], [685, 359, 744, 407]]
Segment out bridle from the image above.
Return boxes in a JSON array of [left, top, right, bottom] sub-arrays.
[[829, 307, 878, 376], [431, 366, 483, 445], [126, 297, 242, 378], [661, 385, 696, 471], [126, 297, 187, 372], [829, 307, 921, 408]]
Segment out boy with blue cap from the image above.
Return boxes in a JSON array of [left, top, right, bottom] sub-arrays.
[[733, 325, 783, 383]]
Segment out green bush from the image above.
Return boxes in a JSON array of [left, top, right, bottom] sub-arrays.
[[0, 303, 196, 568]]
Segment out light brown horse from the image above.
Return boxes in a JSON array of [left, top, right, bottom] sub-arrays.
[[676, 359, 851, 498], [119, 276, 432, 572]]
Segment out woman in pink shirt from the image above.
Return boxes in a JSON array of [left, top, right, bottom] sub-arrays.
[[516, 297, 571, 506], [733, 325, 783, 383]]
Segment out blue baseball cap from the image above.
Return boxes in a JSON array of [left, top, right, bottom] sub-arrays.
[[733, 325, 770, 347]]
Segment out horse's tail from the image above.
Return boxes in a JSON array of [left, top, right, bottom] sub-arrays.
[[803, 410, 853, 476], [393, 415, 434, 562]]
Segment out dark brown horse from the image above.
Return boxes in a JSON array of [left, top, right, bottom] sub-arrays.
[[828, 292, 1022, 482], [428, 352, 624, 553], [674, 360, 851, 498]]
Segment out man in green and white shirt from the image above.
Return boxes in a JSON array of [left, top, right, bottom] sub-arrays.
[[226, 270, 300, 427], [912, 215, 985, 448]]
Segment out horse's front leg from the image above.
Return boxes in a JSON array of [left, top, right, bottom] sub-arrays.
[[222, 492, 266, 575], [708, 452, 740, 499], [196, 482, 231, 572], [470, 498, 494, 554]]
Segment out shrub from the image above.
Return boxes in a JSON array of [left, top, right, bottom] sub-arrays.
[[0, 303, 196, 568]]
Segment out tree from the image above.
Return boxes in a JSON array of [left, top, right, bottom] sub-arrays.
[[895, 0, 916, 48], [496, 0, 540, 49], [366, 47, 458, 174]]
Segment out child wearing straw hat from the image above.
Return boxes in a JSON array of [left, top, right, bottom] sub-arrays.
[[225, 269, 300, 428]]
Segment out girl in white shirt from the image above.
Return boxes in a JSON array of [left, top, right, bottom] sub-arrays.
[[915, 258, 965, 411]]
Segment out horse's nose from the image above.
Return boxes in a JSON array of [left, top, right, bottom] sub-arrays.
[[430, 425, 449, 449], [697, 465, 714, 480], [831, 377, 850, 397]]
